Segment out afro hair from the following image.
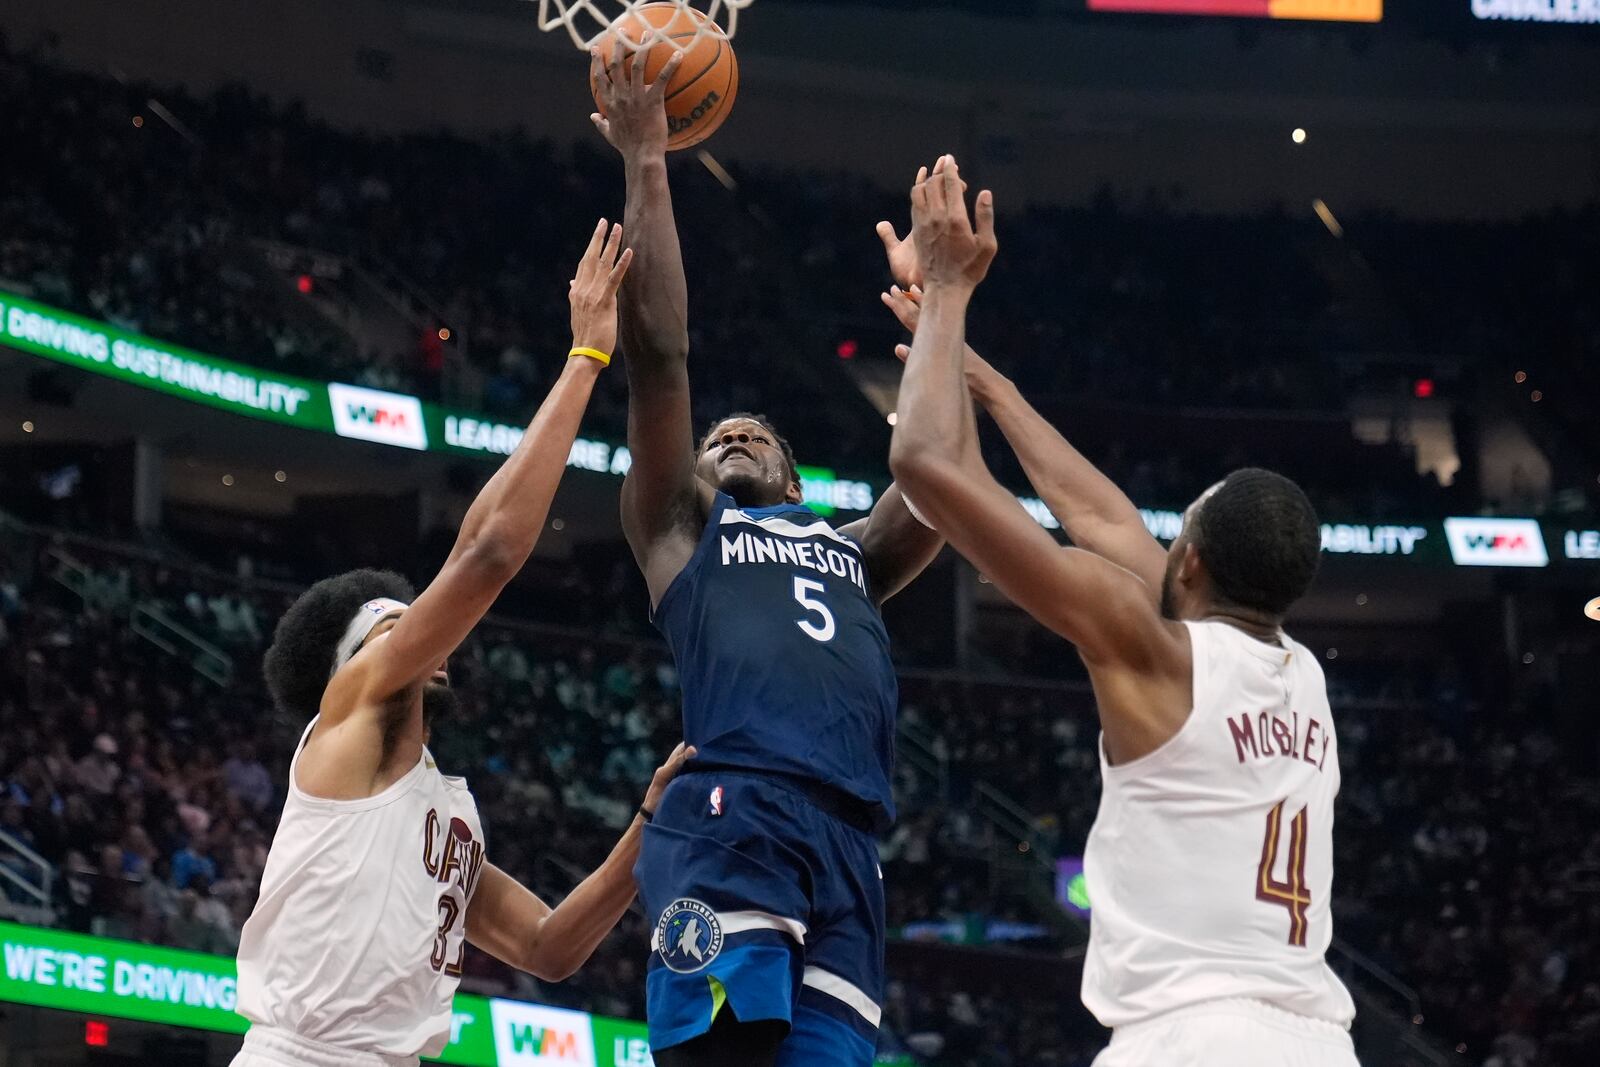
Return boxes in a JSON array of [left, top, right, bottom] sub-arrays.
[[262, 568, 416, 719]]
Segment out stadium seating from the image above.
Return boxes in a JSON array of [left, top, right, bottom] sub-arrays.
[[6, 48, 1595, 518], [2, 517, 1597, 1065]]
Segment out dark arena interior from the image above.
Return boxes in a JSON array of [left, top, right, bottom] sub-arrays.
[[0, 1, 1598, 1065]]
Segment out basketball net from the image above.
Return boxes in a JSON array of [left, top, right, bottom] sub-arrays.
[[534, 0, 754, 52]]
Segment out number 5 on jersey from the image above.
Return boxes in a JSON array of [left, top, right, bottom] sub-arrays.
[[792, 577, 836, 643], [1257, 799, 1311, 948]]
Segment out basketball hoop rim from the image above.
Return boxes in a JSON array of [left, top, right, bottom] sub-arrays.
[[533, 0, 755, 53]]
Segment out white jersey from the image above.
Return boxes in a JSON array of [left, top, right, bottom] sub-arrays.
[[236, 719, 486, 1060], [1082, 620, 1356, 1030]]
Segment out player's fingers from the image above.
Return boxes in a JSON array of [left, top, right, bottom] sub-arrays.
[[653, 50, 686, 93], [590, 113, 613, 145], [975, 189, 997, 247], [875, 221, 901, 254], [606, 247, 635, 287], [606, 38, 626, 80], [889, 287, 915, 321], [907, 285, 923, 302], [910, 178, 928, 223], [600, 221, 625, 267], [882, 289, 920, 332], [662, 742, 696, 773], [941, 156, 967, 227], [894, 343, 911, 363], [584, 216, 609, 259], [925, 158, 948, 218], [575, 218, 607, 284]]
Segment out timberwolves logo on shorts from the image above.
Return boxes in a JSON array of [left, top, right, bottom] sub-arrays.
[[656, 899, 723, 973]]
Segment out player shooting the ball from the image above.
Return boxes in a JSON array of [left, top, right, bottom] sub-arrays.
[[590, 43, 943, 1067]]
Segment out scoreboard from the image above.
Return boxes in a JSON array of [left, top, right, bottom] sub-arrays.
[[1086, 0, 1382, 20]]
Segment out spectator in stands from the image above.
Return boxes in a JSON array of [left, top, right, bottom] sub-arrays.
[[74, 734, 120, 796], [170, 828, 217, 891], [222, 740, 274, 812]]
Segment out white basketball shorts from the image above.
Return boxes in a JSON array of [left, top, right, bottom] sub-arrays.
[[1092, 998, 1360, 1067], [230, 1027, 421, 1067]]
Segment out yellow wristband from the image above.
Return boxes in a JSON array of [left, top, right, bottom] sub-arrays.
[[569, 346, 611, 367]]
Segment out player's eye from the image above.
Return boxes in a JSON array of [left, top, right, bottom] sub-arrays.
[[754, 436, 769, 445]]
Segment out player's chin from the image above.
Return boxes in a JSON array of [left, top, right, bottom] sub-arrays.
[[714, 469, 768, 505]]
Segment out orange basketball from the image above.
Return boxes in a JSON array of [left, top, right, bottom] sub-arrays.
[[591, 3, 739, 151]]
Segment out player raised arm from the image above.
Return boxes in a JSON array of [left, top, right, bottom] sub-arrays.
[[878, 282, 1166, 596], [320, 222, 631, 736], [590, 46, 705, 605], [835, 483, 945, 605], [887, 158, 1190, 763], [467, 741, 694, 981]]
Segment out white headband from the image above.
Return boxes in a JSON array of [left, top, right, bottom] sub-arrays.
[[330, 598, 410, 678]]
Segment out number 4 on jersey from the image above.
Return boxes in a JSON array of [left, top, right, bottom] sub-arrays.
[[1256, 799, 1311, 948]]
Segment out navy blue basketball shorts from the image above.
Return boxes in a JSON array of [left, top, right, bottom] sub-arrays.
[[634, 771, 885, 1065]]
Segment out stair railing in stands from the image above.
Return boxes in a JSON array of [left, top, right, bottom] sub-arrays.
[[41, 544, 235, 688], [1329, 936, 1452, 1066], [0, 827, 56, 925]]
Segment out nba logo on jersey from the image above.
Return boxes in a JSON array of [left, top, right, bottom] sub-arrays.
[[708, 785, 724, 816], [656, 899, 724, 973]]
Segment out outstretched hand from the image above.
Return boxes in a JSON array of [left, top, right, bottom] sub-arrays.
[[877, 167, 968, 289], [590, 44, 686, 159], [876, 221, 923, 290], [569, 219, 634, 355], [881, 283, 924, 346], [909, 155, 997, 292], [881, 282, 1002, 388]]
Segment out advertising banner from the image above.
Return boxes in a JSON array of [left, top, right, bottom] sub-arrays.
[[1443, 517, 1550, 568], [1, 292, 326, 431], [1471, 0, 1600, 24], [1086, 0, 1382, 22], [8, 290, 1598, 567], [0, 922, 910, 1067]]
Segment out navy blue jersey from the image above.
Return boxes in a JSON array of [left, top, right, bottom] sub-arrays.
[[654, 493, 897, 830]]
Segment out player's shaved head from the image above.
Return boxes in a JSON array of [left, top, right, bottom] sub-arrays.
[[1182, 468, 1321, 618], [264, 569, 416, 719]]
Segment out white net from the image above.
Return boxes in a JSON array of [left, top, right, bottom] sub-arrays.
[[534, 0, 755, 52]]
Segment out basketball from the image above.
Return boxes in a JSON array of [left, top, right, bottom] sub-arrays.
[[591, 3, 739, 151]]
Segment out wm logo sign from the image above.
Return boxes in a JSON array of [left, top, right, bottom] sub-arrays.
[[327, 383, 428, 450], [510, 1024, 581, 1059], [490, 1001, 596, 1066], [1444, 518, 1549, 568]]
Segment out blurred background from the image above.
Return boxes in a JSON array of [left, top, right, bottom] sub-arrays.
[[1, 1, 1598, 1064]]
